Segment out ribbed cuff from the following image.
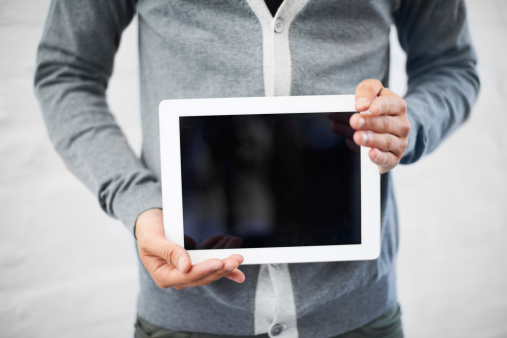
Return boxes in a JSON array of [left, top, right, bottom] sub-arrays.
[[400, 100, 423, 165], [111, 181, 163, 236]]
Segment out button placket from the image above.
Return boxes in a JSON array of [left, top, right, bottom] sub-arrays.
[[244, 2, 312, 334], [266, 264, 298, 337], [271, 15, 290, 96]]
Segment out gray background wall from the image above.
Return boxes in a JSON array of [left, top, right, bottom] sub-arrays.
[[1, 1, 506, 337]]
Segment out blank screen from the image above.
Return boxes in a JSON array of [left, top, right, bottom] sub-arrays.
[[179, 112, 360, 250]]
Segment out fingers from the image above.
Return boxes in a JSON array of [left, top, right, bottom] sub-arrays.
[[355, 79, 383, 112], [142, 232, 244, 288], [223, 269, 246, 283], [149, 254, 245, 289], [355, 80, 406, 116], [353, 131, 407, 158], [144, 232, 192, 273], [350, 114, 410, 138], [136, 209, 245, 290], [368, 90, 407, 116], [135, 209, 192, 273], [352, 126, 403, 174], [353, 79, 411, 173], [171, 255, 245, 289], [150, 257, 223, 288], [350, 108, 409, 159], [369, 148, 399, 175]]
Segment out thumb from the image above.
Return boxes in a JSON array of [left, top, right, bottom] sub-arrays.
[[135, 209, 192, 273], [147, 232, 192, 273]]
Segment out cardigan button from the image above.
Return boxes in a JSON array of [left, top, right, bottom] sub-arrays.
[[270, 323, 283, 336], [274, 18, 284, 33]]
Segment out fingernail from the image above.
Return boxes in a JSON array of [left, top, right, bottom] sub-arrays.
[[361, 109, 372, 115], [372, 149, 379, 161], [362, 132, 369, 145], [357, 116, 365, 128], [177, 256, 186, 271], [356, 97, 369, 106]]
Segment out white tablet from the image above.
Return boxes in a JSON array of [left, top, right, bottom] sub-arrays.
[[159, 95, 380, 265]]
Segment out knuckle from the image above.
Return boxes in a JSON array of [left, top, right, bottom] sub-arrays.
[[402, 119, 411, 136], [359, 79, 382, 93], [144, 260, 160, 273], [363, 116, 375, 130], [399, 99, 407, 113], [382, 117, 391, 132], [365, 82, 376, 92], [370, 98, 382, 115], [162, 246, 178, 264], [385, 134, 394, 150], [162, 246, 175, 263], [384, 153, 396, 167], [359, 79, 372, 87], [383, 88, 394, 95]]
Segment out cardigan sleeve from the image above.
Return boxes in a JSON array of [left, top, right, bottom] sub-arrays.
[[34, 0, 162, 235], [394, 0, 480, 164]]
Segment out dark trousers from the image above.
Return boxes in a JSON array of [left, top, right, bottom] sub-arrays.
[[134, 304, 403, 338]]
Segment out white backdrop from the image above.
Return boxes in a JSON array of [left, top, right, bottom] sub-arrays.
[[1, 1, 506, 337]]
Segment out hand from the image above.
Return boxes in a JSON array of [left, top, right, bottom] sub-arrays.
[[135, 209, 245, 289], [349, 79, 410, 174]]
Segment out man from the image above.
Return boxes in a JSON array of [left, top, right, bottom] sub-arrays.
[[35, 0, 479, 337]]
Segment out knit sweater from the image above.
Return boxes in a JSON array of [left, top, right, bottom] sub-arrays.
[[35, 0, 479, 336]]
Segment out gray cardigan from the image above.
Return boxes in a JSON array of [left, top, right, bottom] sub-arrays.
[[35, 0, 479, 336]]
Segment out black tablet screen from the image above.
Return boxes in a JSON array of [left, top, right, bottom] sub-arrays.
[[179, 112, 360, 250]]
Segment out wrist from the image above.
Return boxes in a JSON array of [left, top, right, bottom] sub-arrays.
[[135, 208, 164, 240]]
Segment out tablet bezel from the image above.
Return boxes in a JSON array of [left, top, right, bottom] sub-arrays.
[[159, 95, 380, 264]]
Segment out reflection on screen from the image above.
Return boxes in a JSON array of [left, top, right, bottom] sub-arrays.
[[179, 112, 360, 250]]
